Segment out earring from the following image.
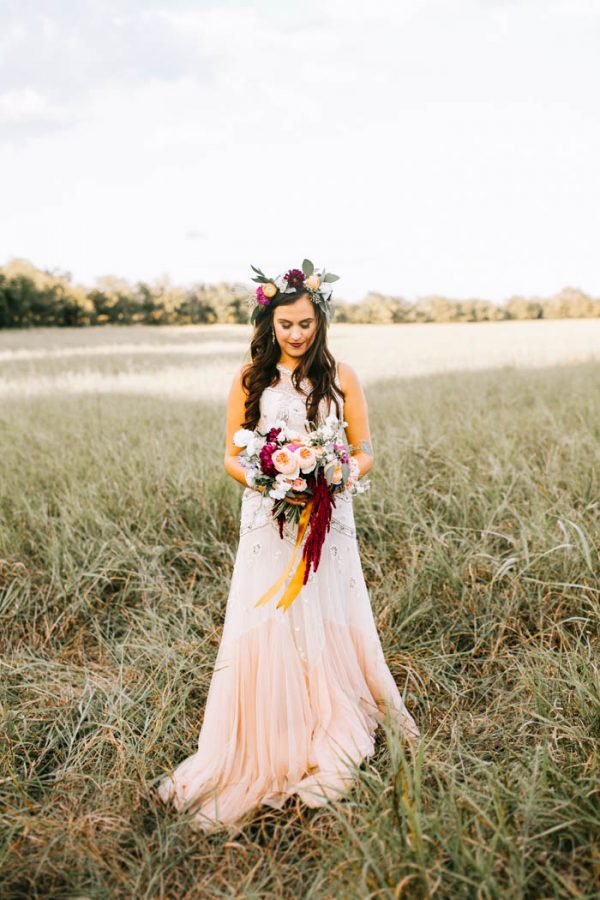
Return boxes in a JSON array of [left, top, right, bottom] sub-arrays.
[[271, 328, 276, 344]]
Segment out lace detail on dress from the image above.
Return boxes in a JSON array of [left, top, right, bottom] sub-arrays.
[[258, 362, 344, 435]]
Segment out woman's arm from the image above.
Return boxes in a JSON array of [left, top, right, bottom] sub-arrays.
[[338, 362, 374, 478], [223, 364, 260, 490]]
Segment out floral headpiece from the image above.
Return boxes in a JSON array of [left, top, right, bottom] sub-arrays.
[[247, 258, 339, 325]]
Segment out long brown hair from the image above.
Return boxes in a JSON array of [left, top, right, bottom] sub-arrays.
[[241, 290, 344, 431]]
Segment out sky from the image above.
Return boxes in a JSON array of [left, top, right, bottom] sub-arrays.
[[1, 0, 599, 303]]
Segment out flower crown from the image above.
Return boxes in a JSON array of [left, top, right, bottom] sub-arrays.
[[247, 258, 339, 325]]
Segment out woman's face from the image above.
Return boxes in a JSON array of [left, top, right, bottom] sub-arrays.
[[272, 294, 318, 361]]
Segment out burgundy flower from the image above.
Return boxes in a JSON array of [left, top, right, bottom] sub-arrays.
[[266, 427, 282, 442], [260, 442, 278, 477], [284, 268, 305, 290]]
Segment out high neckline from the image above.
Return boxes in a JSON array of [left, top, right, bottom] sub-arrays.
[[276, 362, 296, 374]]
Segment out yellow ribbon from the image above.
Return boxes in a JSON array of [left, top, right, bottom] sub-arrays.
[[253, 498, 314, 612]]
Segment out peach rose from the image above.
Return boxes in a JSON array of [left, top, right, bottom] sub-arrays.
[[263, 281, 278, 298], [294, 445, 317, 473], [289, 477, 308, 492], [272, 447, 300, 476], [305, 274, 321, 291]]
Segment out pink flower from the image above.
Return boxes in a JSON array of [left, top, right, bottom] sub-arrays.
[[272, 448, 300, 476], [294, 445, 317, 474], [334, 442, 349, 464], [289, 477, 308, 492], [256, 285, 271, 306]]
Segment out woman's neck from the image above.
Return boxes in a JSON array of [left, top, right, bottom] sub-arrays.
[[277, 352, 304, 372]]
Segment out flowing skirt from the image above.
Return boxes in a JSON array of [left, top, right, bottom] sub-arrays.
[[157, 487, 420, 832]]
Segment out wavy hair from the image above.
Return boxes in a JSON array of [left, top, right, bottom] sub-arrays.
[[241, 290, 344, 431]]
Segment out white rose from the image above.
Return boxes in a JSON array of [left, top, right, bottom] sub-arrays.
[[269, 480, 289, 500], [246, 433, 266, 456], [233, 428, 254, 448]]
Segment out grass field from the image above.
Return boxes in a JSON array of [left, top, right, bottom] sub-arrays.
[[1, 324, 599, 898]]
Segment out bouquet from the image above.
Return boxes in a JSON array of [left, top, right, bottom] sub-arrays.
[[233, 414, 370, 611]]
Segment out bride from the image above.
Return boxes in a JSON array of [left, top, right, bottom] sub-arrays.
[[157, 261, 420, 832]]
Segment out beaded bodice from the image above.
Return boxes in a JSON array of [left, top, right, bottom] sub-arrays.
[[259, 362, 346, 442]]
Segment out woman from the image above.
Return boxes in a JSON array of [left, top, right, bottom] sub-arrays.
[[157, 262, 420, 832]]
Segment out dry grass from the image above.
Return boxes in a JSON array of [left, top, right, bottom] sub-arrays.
[[0, 335, 599, 898]]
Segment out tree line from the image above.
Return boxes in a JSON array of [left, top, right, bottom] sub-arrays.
[[1, 258, 599, 328]]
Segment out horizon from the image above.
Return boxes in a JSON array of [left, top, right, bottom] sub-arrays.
[[0, 254, 597, 307], [0, 257, 600, 306]]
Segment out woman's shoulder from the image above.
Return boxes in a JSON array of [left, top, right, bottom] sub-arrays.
[[228, 362, 253, 400], [336, 360, 360, 392]]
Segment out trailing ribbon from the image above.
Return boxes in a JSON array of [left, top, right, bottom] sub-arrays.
[[253, 498, 314, 612]]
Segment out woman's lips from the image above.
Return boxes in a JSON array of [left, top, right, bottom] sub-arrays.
[[290, 342, 303, 347]]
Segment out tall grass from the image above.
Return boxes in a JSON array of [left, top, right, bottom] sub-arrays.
[[1, 362, 598, 898]]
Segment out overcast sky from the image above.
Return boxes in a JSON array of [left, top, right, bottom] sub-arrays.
[[1, 0, 599, 302]]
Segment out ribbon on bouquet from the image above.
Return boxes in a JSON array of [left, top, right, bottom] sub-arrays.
[[253, 498, 314, 613]]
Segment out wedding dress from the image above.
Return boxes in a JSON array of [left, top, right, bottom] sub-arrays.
[[157, 361, 420, 831]]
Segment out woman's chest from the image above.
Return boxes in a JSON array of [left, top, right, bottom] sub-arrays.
[[259, 383, 315, 433], [258, 379, 345, 438]]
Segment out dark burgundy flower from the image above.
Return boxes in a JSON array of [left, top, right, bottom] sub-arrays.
[[284, 268, 305, 290], [260, 442, 278, 477], [266, 427, 282, 442]]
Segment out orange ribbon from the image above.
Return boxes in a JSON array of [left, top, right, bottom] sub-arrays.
[[253, 498, 314, 612]]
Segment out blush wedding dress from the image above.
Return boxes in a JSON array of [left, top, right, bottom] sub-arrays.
[[157, 361, 420, 832]]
